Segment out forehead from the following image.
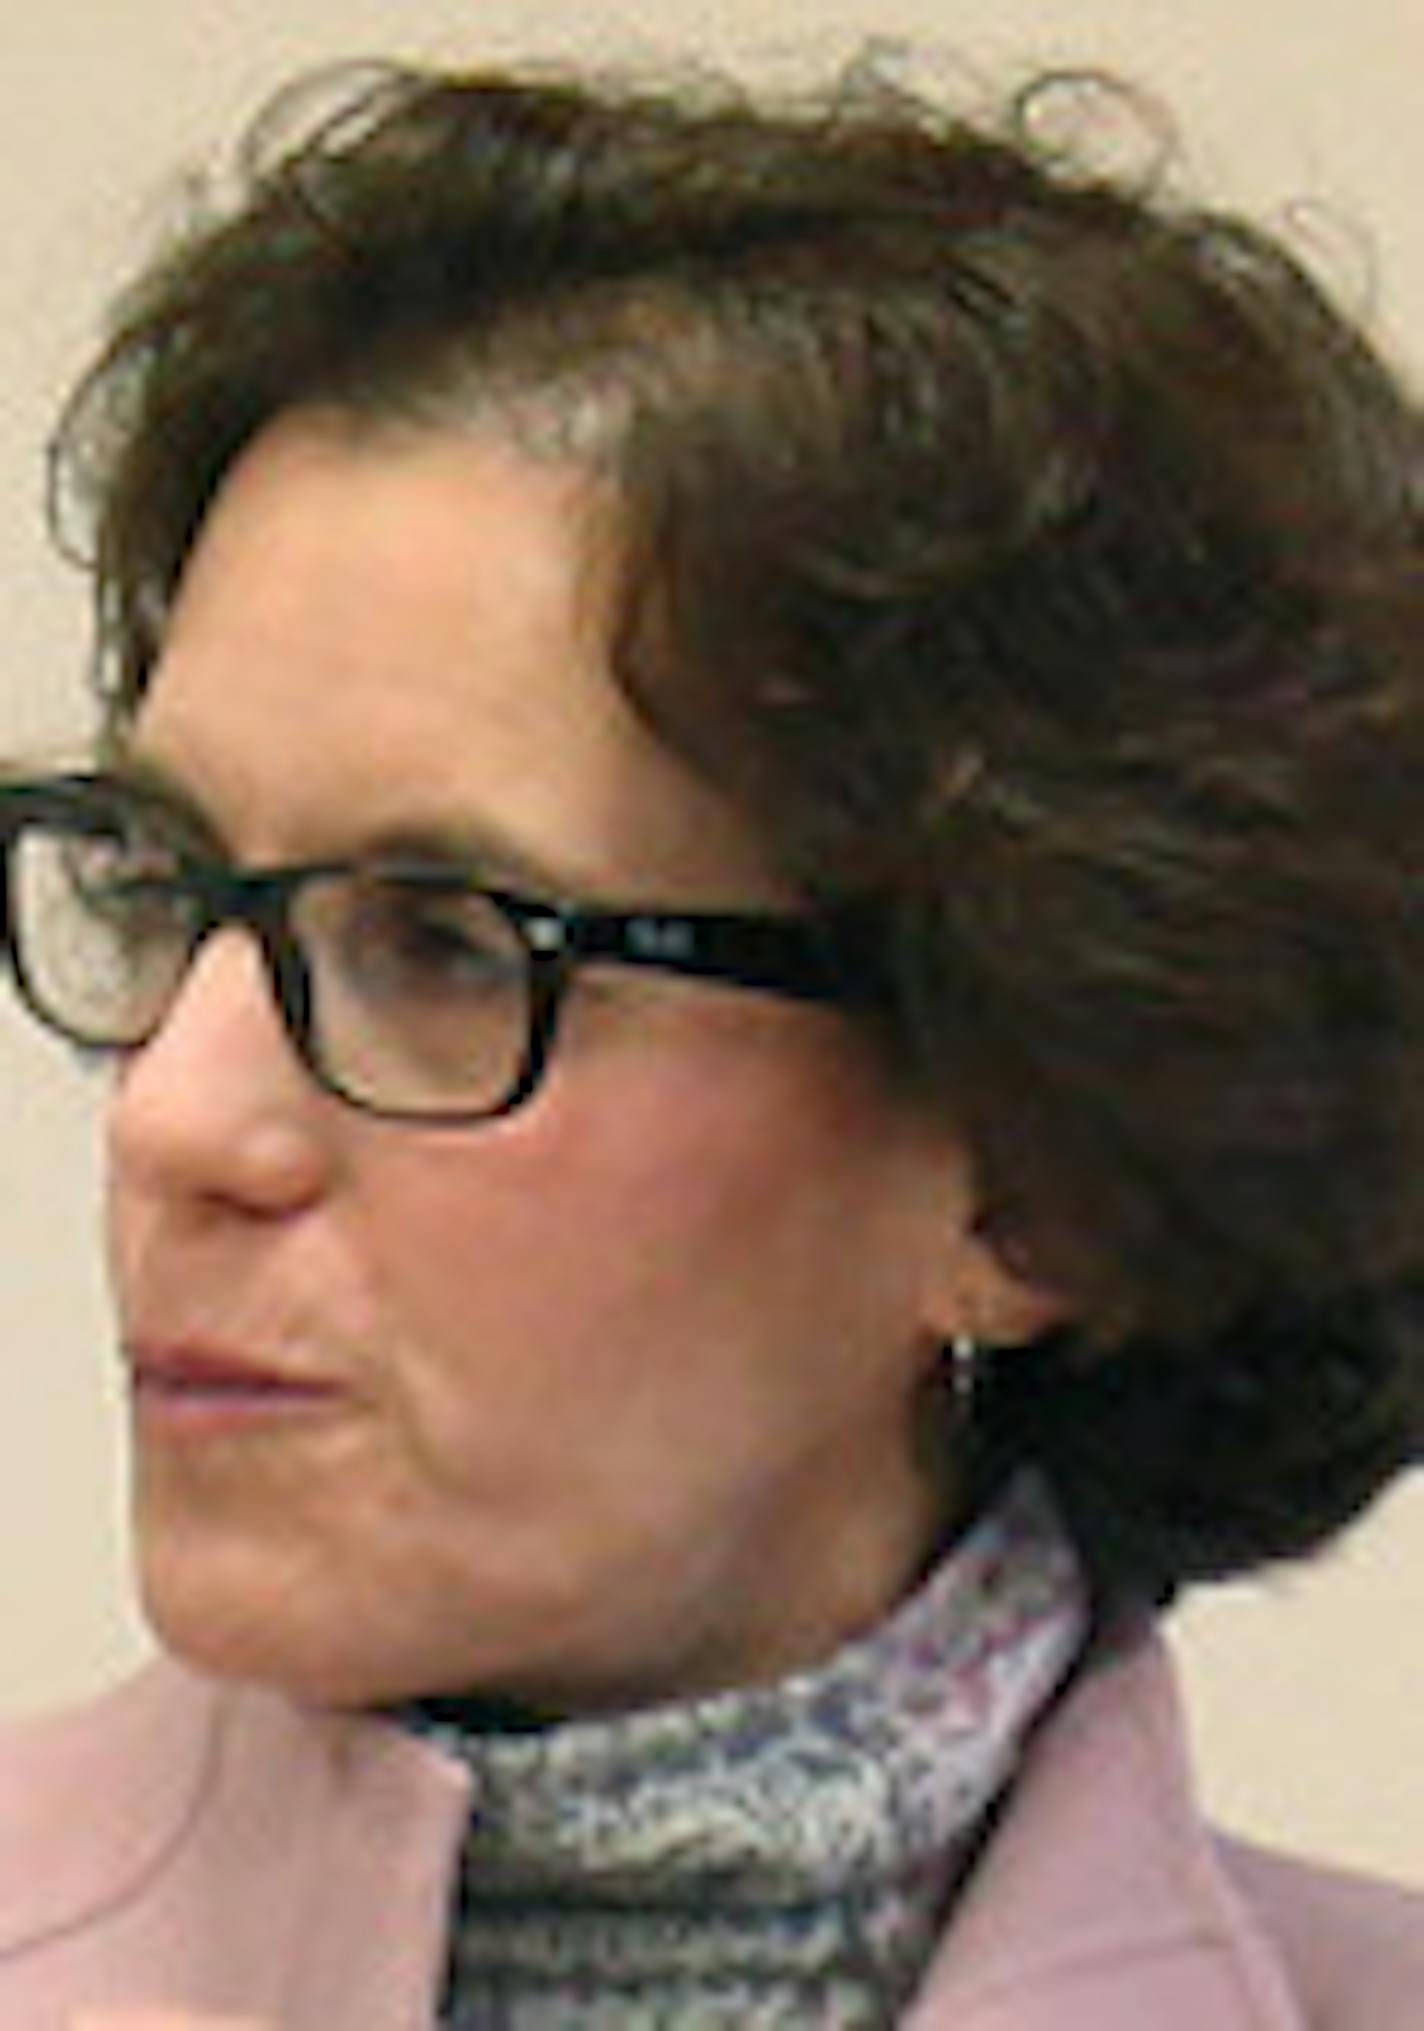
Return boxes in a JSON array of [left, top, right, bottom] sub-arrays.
[[129, 412, 788, 905]]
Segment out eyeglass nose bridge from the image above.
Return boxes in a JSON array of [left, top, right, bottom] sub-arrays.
[[163, 863, 318, 1066]]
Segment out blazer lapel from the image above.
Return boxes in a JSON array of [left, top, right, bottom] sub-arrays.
[[1, 1658, 471, 2031], [903, 1633, 1304, 2030]]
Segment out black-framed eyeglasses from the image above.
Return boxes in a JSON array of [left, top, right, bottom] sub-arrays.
[[0, 773, 857, 1124]]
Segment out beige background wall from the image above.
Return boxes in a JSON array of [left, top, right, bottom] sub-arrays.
[[1, 0, 1420, 1884]]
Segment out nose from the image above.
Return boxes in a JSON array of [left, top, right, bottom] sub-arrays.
[[106, 925, 334, 1217]]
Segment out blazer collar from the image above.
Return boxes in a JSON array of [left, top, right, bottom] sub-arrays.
[[2, 1658, 472, 2031], [0, 1663, 222, 1953], [7, 1631, 1306, 2030], [904, 1631, 1303, 2029]]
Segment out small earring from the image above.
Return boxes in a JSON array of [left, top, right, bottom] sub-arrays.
[[948, 1333, 981, 1421]]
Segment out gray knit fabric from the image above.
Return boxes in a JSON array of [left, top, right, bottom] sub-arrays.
[[404, 1474, 1085, 2028]]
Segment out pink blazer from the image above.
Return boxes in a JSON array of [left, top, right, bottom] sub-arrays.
[[0, 1632, 1418, 2029]]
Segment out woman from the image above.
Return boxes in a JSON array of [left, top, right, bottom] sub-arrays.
[[0, 55, 1420, 2028]]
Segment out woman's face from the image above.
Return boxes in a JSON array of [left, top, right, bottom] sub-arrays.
[[106, 411, 1041, 1712]]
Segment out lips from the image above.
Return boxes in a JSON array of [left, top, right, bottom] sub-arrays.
[[130, 1344, 319, 1387], [126, 1341, 343, 1432]]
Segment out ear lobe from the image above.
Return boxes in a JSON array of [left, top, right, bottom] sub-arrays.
[[979, 1261, 1069, 1348], [918, 1216, 1069, 1352]]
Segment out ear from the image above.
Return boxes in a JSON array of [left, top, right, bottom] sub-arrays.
[[922, 1231, 1067, 1351], [912, 1156, 1069, 1354]]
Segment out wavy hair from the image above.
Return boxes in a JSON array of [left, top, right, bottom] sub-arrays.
[[51, 58, 1424, 1616]]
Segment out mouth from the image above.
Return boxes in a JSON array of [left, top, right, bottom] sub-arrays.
[[126, 1343, 345, 1436]]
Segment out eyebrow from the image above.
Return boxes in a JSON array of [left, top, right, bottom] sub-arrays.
[[95, 749, 224, 852], [98, 747, 583, 900], [355, 820, 578, 900]]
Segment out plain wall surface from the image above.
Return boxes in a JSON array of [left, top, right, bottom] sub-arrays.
[[1, 0, 1421, 1887]]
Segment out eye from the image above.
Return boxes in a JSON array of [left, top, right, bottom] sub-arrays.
[[10, 813, 202, 1047], [311, 872, 528, 1002], [55, 824, 193, 943]]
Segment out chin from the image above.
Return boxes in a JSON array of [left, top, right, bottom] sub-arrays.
[[135, 1562, 368, 1711], [135, 1563, 516, 1713], [144, 1610, 409, 1711]]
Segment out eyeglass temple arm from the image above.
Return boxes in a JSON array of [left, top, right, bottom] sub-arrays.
[[560, 905, 852, 1002]]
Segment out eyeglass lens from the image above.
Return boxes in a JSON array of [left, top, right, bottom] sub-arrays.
[[8, 817, 540, 1118]]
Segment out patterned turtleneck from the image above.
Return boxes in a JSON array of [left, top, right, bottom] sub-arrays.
[[400, 1472, 1086, 2028]]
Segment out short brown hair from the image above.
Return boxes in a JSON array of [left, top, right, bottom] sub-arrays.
[[51, 59, 1424, 1614]]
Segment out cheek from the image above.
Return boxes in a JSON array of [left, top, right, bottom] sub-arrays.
[[344, 1011, 935, 1437]]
